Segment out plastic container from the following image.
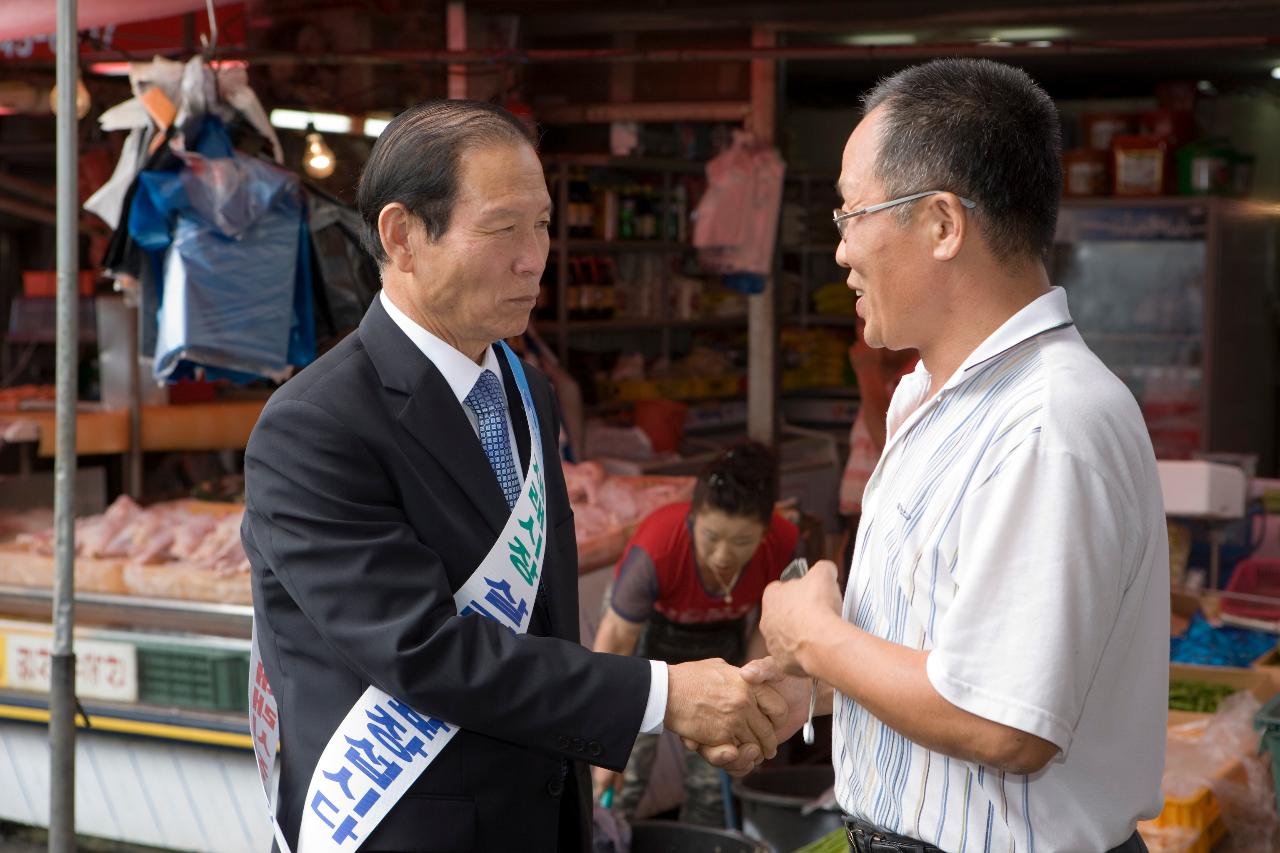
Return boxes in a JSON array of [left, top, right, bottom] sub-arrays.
[[1082, 113, 1135, 151], [1113, 135, 1170, 196], [1176, 140, 1234, 196], [732, 766, 844, 853], [1063, 148, 1109, 197], [1222, 559, 1280, 622], [630, 820, 767, 853], [633, 399, 688, 454], [136, 643, 251, 713]]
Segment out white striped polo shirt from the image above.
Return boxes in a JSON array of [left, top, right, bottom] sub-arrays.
[[833, 287, 1168, 853]]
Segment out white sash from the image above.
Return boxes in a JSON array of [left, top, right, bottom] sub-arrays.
[[249, 342, 548, 852]]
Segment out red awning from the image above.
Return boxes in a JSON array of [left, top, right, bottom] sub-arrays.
[[0, 0, 241, 47]]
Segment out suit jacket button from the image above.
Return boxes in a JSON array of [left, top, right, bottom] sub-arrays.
[[571, 737, 585, 752], [547, 778, 565, 797], [588, 741, 602, 757], [555, 736, 569, 750]]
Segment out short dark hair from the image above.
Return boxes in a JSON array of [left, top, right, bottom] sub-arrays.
[[862, 58, 1062, 262], [356, 100, 534, 265], [691, 441, 778, 525]]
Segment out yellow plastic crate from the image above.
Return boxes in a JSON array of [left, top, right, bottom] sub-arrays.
[[1138, 818, 1222, 853]]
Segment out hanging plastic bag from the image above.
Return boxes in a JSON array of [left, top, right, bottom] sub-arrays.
[[692, 130, 786, 280], [128, 136, 314, 383]]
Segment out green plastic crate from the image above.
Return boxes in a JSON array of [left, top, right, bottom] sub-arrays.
[[1252, 693, 1280, 818], [136, 643, 250, 713]]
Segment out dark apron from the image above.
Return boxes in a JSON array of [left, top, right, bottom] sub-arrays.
[[636, 609, 746, 666]]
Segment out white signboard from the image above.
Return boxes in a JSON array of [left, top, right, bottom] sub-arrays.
[[2, 630, 138, 703]]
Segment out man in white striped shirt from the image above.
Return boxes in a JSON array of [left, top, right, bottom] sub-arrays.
[[740, 60, 1168, 852]]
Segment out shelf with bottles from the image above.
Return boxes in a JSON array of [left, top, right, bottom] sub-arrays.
[[548, 162, 700, 244], [534, 248, 748, 334], [541, 156, 712, 364]]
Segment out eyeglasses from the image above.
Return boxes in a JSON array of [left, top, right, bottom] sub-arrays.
[[833, 190, 977, 240]]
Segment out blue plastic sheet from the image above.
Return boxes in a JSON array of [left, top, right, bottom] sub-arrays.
[[127, 118, 314, 383], [1171, 612, 1277, 668]]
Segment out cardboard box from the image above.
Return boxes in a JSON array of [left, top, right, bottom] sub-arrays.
[[1168, 662, 1278, 726]]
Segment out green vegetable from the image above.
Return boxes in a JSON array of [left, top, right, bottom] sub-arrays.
[[1168, 679, 1239, 713], [792, 829, 849, 853]]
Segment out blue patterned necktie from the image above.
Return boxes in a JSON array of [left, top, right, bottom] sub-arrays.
[[464, 369, 522, 510]]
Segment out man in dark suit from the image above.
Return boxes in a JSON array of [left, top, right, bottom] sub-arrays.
[[242, 100, 793, 853]]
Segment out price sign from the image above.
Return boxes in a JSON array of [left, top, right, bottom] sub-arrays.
[[2, 631, 138, 703]]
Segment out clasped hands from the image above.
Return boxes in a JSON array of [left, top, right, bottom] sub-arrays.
[[671, 560, 844, 776], [592, 562, 843, 799]]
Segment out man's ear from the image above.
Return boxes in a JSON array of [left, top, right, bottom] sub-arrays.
[[378, 203, 417, 273], [926, 193, 967, 262]]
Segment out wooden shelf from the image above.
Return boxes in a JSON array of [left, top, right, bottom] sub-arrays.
[[13, 400, 267, 458], [10, 409, 130, 457], [139, 401, 265, 452]]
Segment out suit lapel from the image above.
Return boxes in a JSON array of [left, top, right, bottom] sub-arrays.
[[361, 300, 568, 636], [360, 298, 510, 537]]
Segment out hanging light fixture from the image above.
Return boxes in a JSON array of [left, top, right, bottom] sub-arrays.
[[48, 76, 91, 119], [303, 126, 336, 179]]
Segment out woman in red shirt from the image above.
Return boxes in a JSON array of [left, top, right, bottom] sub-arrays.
[[591, 442, 799, 827]]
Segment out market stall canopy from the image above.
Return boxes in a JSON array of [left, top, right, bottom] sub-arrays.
[[0, 0, 240, 44]]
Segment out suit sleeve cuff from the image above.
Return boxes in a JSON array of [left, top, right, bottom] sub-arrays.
[[639, 659, 668, 735]]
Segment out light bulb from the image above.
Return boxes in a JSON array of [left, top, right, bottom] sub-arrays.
[[303, 131, 336, 179], [49, 77, 91, 119]]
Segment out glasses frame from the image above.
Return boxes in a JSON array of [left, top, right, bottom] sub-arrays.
[[833, 190, 977, 240]]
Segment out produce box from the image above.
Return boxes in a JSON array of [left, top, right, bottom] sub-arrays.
[[1167, 663, 1276, 725]]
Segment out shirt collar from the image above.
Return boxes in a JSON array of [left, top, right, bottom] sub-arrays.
[[378, 290, 502, 406], [940, 286, 1074, 391]]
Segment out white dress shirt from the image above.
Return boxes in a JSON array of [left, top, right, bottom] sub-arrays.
[[379, 291, 668, 735], [834, 288, 1167, 851]]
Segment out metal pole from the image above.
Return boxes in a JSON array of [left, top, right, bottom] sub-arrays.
[[51, 0, 80, 848], [746, 27, 779, 446]]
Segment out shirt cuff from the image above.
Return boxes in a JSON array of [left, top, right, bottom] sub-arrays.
[[639, 659, 668, 735]]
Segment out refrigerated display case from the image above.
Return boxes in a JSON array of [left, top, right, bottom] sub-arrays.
[[1051, 198, 1280, 475]]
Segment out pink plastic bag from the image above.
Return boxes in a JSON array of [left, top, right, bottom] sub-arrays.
[[692, 131, 786, 276]]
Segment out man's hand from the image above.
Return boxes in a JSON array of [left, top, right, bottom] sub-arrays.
[[686, 671, 808, 776], [694, 658, 818, 774], [760, 560, 843, 677], [591, 766, 622, 802], [664, 658, 785, 767], [741, 656, 814, 743]]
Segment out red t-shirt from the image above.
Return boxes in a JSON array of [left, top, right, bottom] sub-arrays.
[[610, 502, 800, 625]]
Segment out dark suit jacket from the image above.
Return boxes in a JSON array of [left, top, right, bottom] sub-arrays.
[[242, 297, 650, 852]]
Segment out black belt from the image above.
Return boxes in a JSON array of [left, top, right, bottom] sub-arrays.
[[843, 816, 940, 853], [843, 815, 1148, 853]]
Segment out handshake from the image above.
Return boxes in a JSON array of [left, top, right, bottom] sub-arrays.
[[663, 656, 812, 775], [592, 656, 812, 801]]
